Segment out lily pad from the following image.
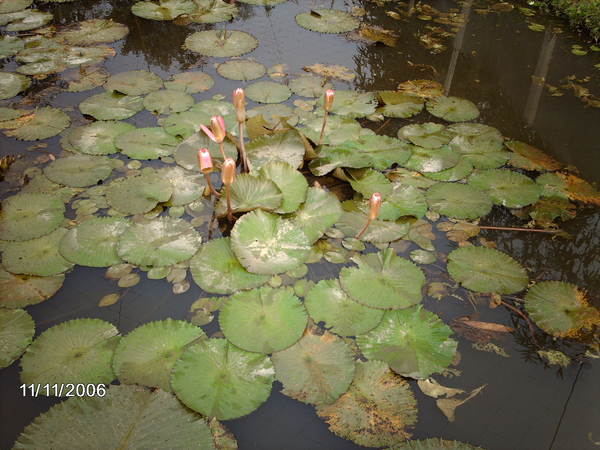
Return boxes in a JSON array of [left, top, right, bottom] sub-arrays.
[[115, 127, 180, 159], [14, 385, 215, 448], [79, 92, 144, 120], [378, 91, 424, 118], [316, 360, 417, 447], [0, 0, 32, 14], [20, 318, 119, 389], [0, 268, 64, 308], [426, 96, 479, 122], [65, 67, 109, 92], [423, 157, 474, 181], [106, 169, 173, 215], [220, 286, 308, 353], [105, 70, 163, 95], [237, 0, 285, 5], [245, 81, 292, 104], [398, 122, 452, 148], [347, 168, 392, 198], [59, 217, 130, 267], [174, 133, 238, 169], [0, 107, 70, 140], [0, 308, 34, 368], [113, 319, 206, 391], [143, 89, 194, 114], [230, 209, 311, 275], [273, 328, 355, 405], [356, 306, 457, 378], [68, 121, 135, 156], [339, 248, 425, 309], [171, 338, 274, 420], [334, 210, 410, 242], [0, 35, 24, 58], [43, 155, 113, 187], [216, 59, 266, 81], [132, 0, 196, 20], [2, 9, 52, 31], [295, 9, 359, 34], [289, 75, 332, 98], [317, 89, 377, 118], [290, 186, 342, 243], [426, 183, 493, 219], [304, 279, 384, 337], [57, 19, 129, 45], [0, 71, 30, 100], [447, 246, 528, 294], [260, 160, 308, 213], [301, 115, 374, 146], [524, 281, 600, 337], [117, 217, 202, 267], [403, 145, 460, 173], [393, 438, 485, 449], [468, 169, 541, 208], [245, 130, 306, 171], [184, 30, 258, 57], [505, 140, 561, 171], [158, 166, 205, 206], [215, 173, 283, 216], [0, 193, 64, 241], [3, 228, 74, 276], [165, 71, 214, 93], [190, 237, 269, 294], [448, 124, 508, 169], [187, 0, 238, 23]]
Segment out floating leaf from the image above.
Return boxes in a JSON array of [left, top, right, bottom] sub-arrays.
[[448, 123, 508, 169], [2, 9, 52, 31], [143, 89, 194, 114], [423, 157, 474, 181], [0, 107, 69, 140], [158, 166, 205, 206], [469, 169, 541, 208], [378, 91, 424, 118], [317, 89, 377, 118], [340, 248, 425, 309], [426, 183, 492, 219], [237, 0, 285, 5], [220, 286, 307, 353], [505, 140, 561, 171], [0, 71, 30, 100], [165, 71, 214, 93], [174, 133, 237, 169], [171, 338, 274, 420], [260, 161, 308, 213], [115, 127, 180, 159], [403, 145, 461, 173], [295, 9, 359, 34], [316, 360, 417, 447], [0, 193, 64, 241], [304, 63, 355, 82], [20, 319, 119, 390], [436, 385, 486, 422], [398, 122, 452, 148], [300, 115, 373, 146], [186, 0, 238, 23], [426, 96, 479, 122], [357, 306, 457, 378], [216, 59, 266, 81], [79, 92, 144, 120], [0, 268, 64, 308], [246, 130, 306, 171], [447, 246, 528, 294], [0, 0, 32, 14], [347, 168, 392, 197], [393, 438, 485, 449], [68, 121, 135, 155], [0, 308, 34, 368], [291, 186, 342, 243], [215, 173, 283, 216], [98, 293, 120, 307], [132, 0, 196, 20], [113, 319, 205, 391], [184, 30, 258, 57], [117, 217, 202, 267], [106, 168, 173, 214], [289, 75, 332, 98], [245, 81, 292, 104], [0, 35, 24, 58], [56, 19, 129, 45], [335, 210, 410, 243], [43, 155, 113, 187], [397, 79, 444, 98], [105, 70, 163, 96]]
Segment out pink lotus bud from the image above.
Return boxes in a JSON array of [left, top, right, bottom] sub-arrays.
[[211, 116, 226, 143], [324, 89, 335, 112], [368, 193, 382, 220], [222, 158, 236, 186], [200, 124, 217, 143], [197, 148, 213, 173], [233, 88, 246, 123]]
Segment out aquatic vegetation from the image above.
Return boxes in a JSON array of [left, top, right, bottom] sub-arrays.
[[0, 308, 34, 368], [184, 30, 259, 57]]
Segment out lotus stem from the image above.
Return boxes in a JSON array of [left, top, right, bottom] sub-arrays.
[[222, 158, 236, 222], [225, 184, 233, 222], [318, 89, 335, 146], [239, 122, 249, 172], [198, 148, 220, 197], [356, 192, 382, 239], [233, 88, 249, 172], [204, 173, 220, 197], [479, 225, 560, 234], [355, 217, 373, 240], [318, 111, 329, 147], [218, 141, 226, 160]]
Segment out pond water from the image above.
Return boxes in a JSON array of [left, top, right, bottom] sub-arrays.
[[0, 0, 599, 448]]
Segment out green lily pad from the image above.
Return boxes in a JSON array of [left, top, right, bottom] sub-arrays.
[[20, 319, 119, 390], [0, 268, 64, 308], [113, 319, 206, 391], [469, 169, 541, 208], [398, 122, 452, 148], [0, 35, 24, 58], [426, 96, 479, 122], [59, 217, 130, 267], [423, 157, 474, 181], [347, 168, 392, 197], [0, 107, 70, 140], [0, 0, 32, 14], [246, 130, 306, 172], [524, 281, 600, 337], [304, 279, 384, 337], [300, 115, 374, 146], [67, 121, 135, 155], [117, 217, 202, 267], [187, 0, 238, 23], [447, 246, 528, 294], [2, 9, 53, 31], [106, 169, 173, 215], [384, 184, 428, 219], [245, 81, 292, 104], [115, 127, 180, 160], [289, 75, 332, 98], [505, 140, 562, 171], [393, 438, 484, 449], [237, 0, 285, 5], [158, 166, 205, 206], [3, 228, 74, 276], [448, 124, 508, 169], [165, 71, 214, 93], [295, 9, 359, 34], [273, 328, 355, 405], [378, 91, 424, 118], [184, 30, 258, 57], [0, 308, 34, 368], [216, 59, 266, 81], [174, 133, 238, 170], [215, 173, 283, 216], [105, 70, 163, 95], [290, 186, 342, 243], [132, 0, 196, 20], [143, 89, 194, 114], [357, 306, 457, 378], [189, 237, 269, 294], [160, 100, 236, 139], [43, 155, 113, 187], [403, 145, 460, 173], [426, 182, 493, 219], [230, 209, 311, 275], [340, 248, 425, 309], [334, 210, 410, 242], [260, 161, 308, 213], [14, 385, 215, 448], [0, 193, 64, 242], [317, 89, 377, 118], [57, 19, 129, 45], [220, 286, 308, 353], [171, 338, 274, 420], [79, 92, 144, 120], [0, 71, 30, 100], [316, 361, 417, 447]]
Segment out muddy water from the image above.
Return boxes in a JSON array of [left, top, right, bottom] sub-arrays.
[[1, 0, 599, 448]]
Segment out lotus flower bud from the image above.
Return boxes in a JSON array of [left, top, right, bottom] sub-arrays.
[[368, 193, 382, 221], [233, 88, 246, 123], [324, 89, 335, 112], [222, 158, 236, 186], [211, 116, 226, 143], [197, 148, 213, 173]]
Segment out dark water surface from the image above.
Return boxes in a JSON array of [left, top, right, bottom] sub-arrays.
[[1, 0, 599, 448]]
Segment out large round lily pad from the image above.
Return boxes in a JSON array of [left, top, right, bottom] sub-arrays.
[[184, 30, 258, 57], [67, 121, 135, 155], [245, 130, 306, 172], [339, 248, 425, 309], [20, 318, 119, 390], [334, 210, 410, 243], [289, 74, 332, 98], [216, 59, 266, 81], [356, 306, 458, 378], [57, 19, 129, 45], [43, 155, 113, 187], [317, 89, 377, 118], [105, 70, 163, 95], [0, 268, 64, 308], [215, 174, 283, 217], [164, 71, 214, 93], [426, 182, 493, 219], [117, 217, 202, 267], [186, 0, 238, 24], [158, 166, 205, 206], [171, 338, 274, 420], [0, 0, 32, 14], [272, 328, 355, 405], [143, 89, 194, 114], [378, 91, 424, 118], [113, 319, 206, 391], [230, 210, 311, 275], [448, 124, 508, 169], [59, 217, 130, 267], [115, 127, 180, 159], [79, 92, 144, 120], [398, 122, 452, 148], [0, 35, 24, 58], [426, 96, 479, 122], [174, 133, 238, 169], [0, 71, 30, 100], [0, 193, 64, 242], [220, 286, 308, 353], [1, 107, 70, 140], [468, 169, 541, 208], [245, 81, 292, 104], [14, 385, 215, 448], [316, 360, 417, 447], [189, 237, 269, 294], [290, 186, 342, 243], [304, 279, 384, 337], [0, 308, 34, 368], [295, 9, 359, 33], [132, 0, 196, 20], [260, 161, 308, 213], [105, 169, 173, 215], [524, 281, 600, 337], [447, 246, 528, 294], [403, 145, 460, 173]]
